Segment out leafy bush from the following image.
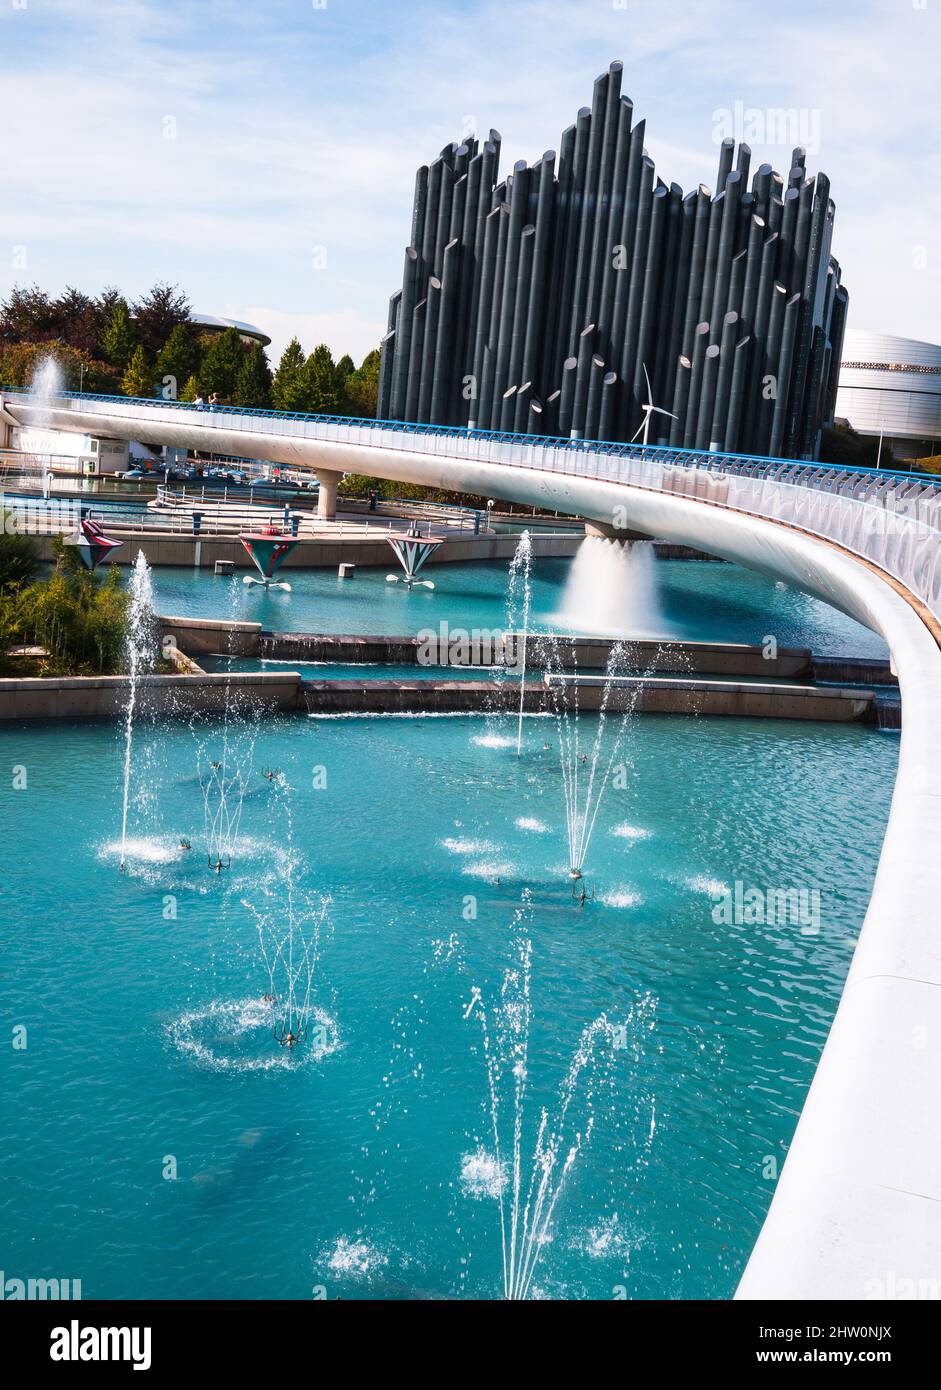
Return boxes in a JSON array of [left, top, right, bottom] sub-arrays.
[[9, 543, 130, 675], [0, 513, 40, 591]]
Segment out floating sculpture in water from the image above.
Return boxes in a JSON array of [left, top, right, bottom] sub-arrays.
[[64, 516, 123, 571], [240, 531, 299, 590], [385, 529, 444, 588]]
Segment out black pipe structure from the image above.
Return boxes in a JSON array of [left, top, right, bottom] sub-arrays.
[[379, 61, 848, 460]]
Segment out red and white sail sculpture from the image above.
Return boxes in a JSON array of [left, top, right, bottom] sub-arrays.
[[63, 516, 123, 571]]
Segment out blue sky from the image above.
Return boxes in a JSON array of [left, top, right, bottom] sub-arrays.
[[0, 0, 937, 366]]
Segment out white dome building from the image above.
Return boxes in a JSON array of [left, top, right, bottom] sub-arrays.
[[835, 329, 941, 463]]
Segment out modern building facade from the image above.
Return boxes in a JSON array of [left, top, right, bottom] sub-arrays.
[[835, 329, 941, 463], [378, 60, 848, 461]]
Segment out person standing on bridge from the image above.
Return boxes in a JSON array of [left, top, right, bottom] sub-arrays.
[[208, 392, 221, 411]]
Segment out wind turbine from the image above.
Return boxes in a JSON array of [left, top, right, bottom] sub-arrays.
[[630, 364, 677, 449]]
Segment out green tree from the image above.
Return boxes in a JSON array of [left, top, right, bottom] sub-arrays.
[[305, 343, 340, 415], [0, 340, 115, 392], [132, 282, 190, 359], [0, 284, 59, 346], [180, 373, 200, 403], [272, 338, 310, 412], [154, 322, 200, 400], [53, 287, 100, 355], [819, 422, 893, 472], [345, 347, 381, 418], [0, 512, 39, 591], [101, 298, 136, 372], [199, 326, 245, 400], [121, 343, 154, 398], [15, 545, 130, 675], [233, 343, 273, 408]]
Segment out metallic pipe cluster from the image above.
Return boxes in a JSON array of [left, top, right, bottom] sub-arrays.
[[380, 61, 847, 460]]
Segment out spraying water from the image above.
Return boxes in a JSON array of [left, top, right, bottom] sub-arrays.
[[119, 552, 156, 870], [466, 908, 624, 1300], [555, 537, 664, 639], [194, 579, 258, 863], [242, 778, 330, 1049], [29, 355, 65, 427], [540, 637, 652, 879], [507, 530, 532, 756]]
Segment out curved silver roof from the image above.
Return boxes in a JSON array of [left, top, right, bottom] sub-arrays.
[[191, 313, 271, 347]]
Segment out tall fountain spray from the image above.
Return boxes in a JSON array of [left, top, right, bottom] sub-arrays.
[[506, 530, 532, 757], [466, 910, 622, 1300], [29, 355, 64, 427], [119, 552, 156, 870]]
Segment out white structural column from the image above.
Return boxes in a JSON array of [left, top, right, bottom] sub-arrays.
[[314, 469, 340, 520]]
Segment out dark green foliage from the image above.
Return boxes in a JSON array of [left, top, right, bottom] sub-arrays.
[[155, 322, 201, 399], [101, 298, 136, 372], [272, 338, 309, 411], [0, 512, 40, 591], [233, 343, 273, 408], [199, 326, 245, 400], [344, 347, 381, 418], [305, 344, 341, 414], [12, 541, 131, 675], [820, 422, 894, 472]]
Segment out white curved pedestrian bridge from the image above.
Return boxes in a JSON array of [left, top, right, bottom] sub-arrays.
[[4, 387, 941, 1299]]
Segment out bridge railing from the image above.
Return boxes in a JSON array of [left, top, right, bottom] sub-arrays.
[[5, 388, 941, 619], [4, 385, 938, 488]]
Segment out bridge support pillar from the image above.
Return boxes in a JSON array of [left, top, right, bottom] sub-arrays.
[[584, 519, 651, 541], [314, 470, 340, 521]]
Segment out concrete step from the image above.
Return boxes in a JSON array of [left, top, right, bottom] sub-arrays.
[[266, 631, 813, 679], [300, 673, 875, 722]]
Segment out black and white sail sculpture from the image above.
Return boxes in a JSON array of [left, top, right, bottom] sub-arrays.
[[386, 529, 445, 589]]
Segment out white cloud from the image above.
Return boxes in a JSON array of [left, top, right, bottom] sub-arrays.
[[0, 0, 938, 357]]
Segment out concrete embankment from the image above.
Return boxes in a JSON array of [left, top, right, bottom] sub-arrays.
[[0, 619, 887, 725], [259, 630, 813, 679], [0, 671, 300, 721], [299, 674, 875, 722]]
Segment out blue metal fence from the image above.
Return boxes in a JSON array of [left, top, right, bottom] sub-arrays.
[[2, 386, 937, 491]]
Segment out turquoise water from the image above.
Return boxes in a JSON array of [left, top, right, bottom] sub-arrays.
[[0, 709, 897, 1300], [149, 558, 889, 659]]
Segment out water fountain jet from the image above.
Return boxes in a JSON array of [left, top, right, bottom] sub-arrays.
[[118, 552, 157, 871]]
